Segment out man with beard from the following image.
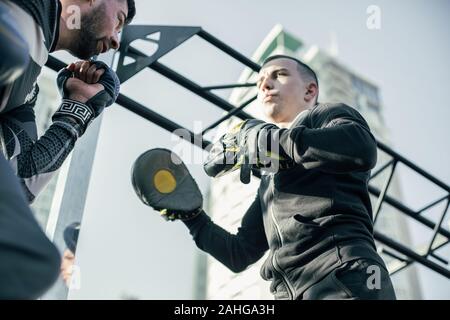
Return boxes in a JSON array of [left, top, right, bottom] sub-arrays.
[[0, 0, 135, 298], [0, 0, 136, 202]]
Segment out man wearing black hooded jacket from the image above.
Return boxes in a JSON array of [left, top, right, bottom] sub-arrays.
[[184, 55, 397, 300]]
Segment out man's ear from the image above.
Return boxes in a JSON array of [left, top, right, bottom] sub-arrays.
[[305, 82, 318, 103]]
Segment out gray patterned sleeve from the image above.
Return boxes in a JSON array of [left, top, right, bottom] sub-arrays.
[[1, 105, 78, 202]]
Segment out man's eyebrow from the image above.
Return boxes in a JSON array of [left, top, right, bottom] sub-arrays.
[[271, 67, 289, 73], [257, 68, 290, 82], [119, 10, 127, 24]]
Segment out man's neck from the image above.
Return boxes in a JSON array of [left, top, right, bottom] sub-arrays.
[[277, 104, 316, 128], [277, 121, 291, 129], [54, 16, 68, 51]]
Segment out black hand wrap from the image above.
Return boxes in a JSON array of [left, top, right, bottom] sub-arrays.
[[52, 61, 120, 137]]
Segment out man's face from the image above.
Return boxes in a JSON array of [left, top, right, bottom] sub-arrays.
[[256, 58, 311, 124], [70, 0, 128, 59], [61, 249, 75, 287]]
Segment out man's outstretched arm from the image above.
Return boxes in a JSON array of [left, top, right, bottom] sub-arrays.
[[204, 103, 377, 184], [131, 148, 269, 273], [277, 103, 378, 173], [183, 195, 269, 273]]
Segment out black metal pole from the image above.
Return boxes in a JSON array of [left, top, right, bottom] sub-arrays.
[[150, 61, 254, 121], [388, 238, 450, 276], [202, 95, 257, 135], [425, 199, 450, 256], [127, 47, 254, 121], [203, 83, 256, 91], [373, 161, 397, 224], [377, 141, 450, 192], [116, 94, 211, 150], [46, 55, 66, 71], [417, 194, 449, 214], [374, 231, 450, 278], [369, 185, 450, 239], [369, 159, 395, 181], [197, 29, 261, 72]]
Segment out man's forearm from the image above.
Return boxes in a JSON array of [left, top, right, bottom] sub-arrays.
[[183, 210, 268, 273], [277, 119, 377, 173], [5, 118, 78, 202]]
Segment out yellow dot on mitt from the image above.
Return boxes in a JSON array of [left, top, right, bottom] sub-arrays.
[[153, 169, 177, 194]]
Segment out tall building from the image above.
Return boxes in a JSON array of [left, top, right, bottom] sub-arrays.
[[203, 24, 422, 299]]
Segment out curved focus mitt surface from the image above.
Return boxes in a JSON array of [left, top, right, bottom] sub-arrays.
[[131, 148, 203, 221]]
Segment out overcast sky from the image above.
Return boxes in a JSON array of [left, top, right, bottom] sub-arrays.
[[51, 0, 450, 299]]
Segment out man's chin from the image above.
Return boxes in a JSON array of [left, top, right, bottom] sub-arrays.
[[69, 48, 97, 60], [264, 103, 280, 118]]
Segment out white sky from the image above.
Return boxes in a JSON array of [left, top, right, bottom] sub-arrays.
[[52, 0, 450, 299]]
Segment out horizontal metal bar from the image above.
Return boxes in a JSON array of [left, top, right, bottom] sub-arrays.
[[202, 95, 257, 135], [127, 44, 254, 122], [116, 94, 211, 150], [430, 252, 449, 265], [203, 83, 256, 91], [46, 55, 66, 71], [197, 29, 261, 72], [369, 159, 395, 181], [374, 231, 450, 278], [369, 185, 450, 240], [379, 247, 408, 262], [149, 61, 254, 121], [417, 194, 449, 214], [377, 141, 450, 193], [387, 236, 450, 276]]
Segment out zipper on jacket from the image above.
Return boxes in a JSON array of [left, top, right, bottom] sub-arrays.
[[269, 176, 295, 299]]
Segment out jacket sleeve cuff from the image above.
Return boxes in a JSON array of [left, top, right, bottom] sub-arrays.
[[182, 210, 211, 236]]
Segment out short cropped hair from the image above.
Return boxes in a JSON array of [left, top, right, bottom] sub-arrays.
[[263, 54, 319, 88], [124, 0, 136, 24]]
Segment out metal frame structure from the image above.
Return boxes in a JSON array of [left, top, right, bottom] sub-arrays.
[[45, 25, 450, 282]]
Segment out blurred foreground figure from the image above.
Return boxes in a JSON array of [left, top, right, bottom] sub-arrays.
[[61, 222, 80, 287]]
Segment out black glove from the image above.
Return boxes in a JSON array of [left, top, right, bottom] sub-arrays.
[[52, 61, 120, 137], [204, 119, 294, 184], [132, 148, 203, 221]]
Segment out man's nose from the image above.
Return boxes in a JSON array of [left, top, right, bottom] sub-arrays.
[[260, 77, 273, 92], [111, 33, 120, 50]]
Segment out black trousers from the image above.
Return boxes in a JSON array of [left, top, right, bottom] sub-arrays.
[[0, 154, 60, 299], [301, 258, 397, 300]]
